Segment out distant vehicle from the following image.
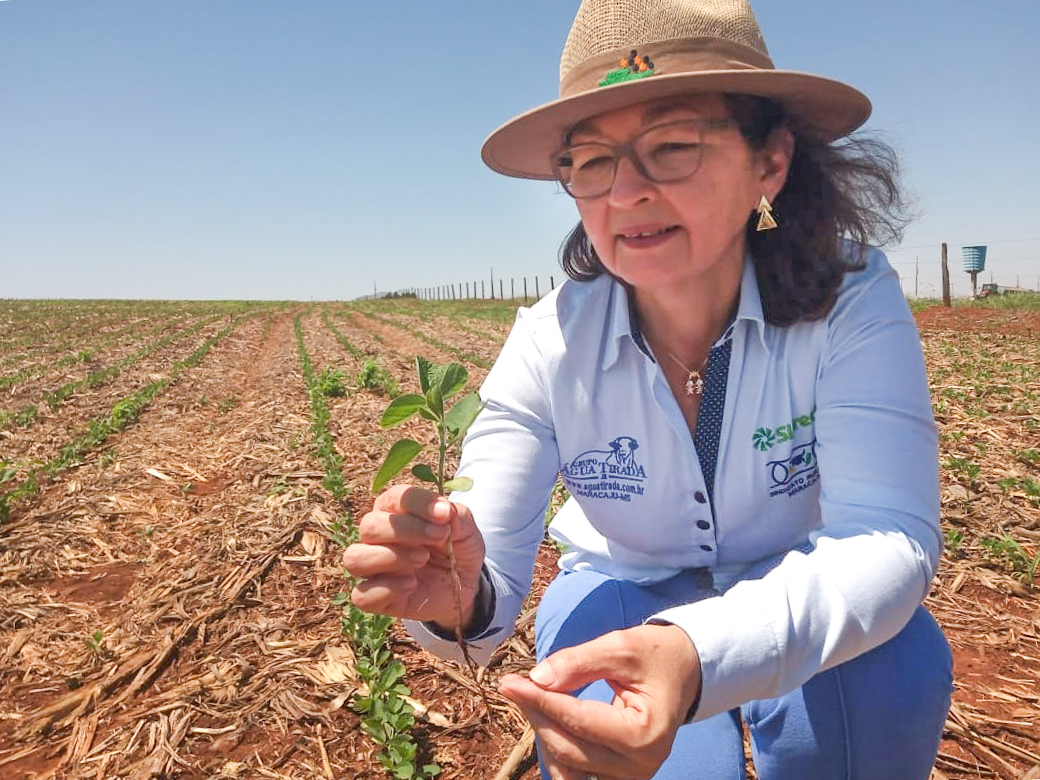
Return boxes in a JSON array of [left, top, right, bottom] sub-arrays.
[[978, 283, 1030, 298]]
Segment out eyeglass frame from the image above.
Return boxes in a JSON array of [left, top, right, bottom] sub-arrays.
[[549, 117, 742, 199]]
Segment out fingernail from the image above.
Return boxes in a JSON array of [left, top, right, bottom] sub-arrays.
[[409, 548, 429, 564], [529, 663, 555, 687], [433, 497, 454, 522]]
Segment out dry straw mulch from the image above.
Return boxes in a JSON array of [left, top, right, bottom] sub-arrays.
[[0, 303, 1037, 780]]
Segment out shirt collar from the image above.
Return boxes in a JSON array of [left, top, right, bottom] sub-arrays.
[[734, 252, 768, 352], [601, 253, 768, 371]]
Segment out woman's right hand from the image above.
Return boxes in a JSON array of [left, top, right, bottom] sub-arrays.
[[341, 484, 486, 632]]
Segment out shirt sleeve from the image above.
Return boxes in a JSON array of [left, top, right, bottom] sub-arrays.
[[401, 309, 562, 664], [653, 254, 942, 721]]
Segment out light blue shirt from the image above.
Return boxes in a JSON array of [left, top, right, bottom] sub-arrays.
[[404, 247, 941, 722]]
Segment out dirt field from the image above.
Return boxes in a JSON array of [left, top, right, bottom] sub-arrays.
[[1, 299, 1037, 779]]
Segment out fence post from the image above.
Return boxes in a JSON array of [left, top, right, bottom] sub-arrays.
[[490, 268, 495, 300], [941, 243, 951, 307], [524, 277, 528, 304], [535, 276, 540, 299], [550, 276, 555, 290], [481, 280, 485, 298], [511, 279, 515, 299], [500, 279, 503, 299]]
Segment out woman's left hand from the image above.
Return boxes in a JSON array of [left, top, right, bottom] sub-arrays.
[[498, 623, 702, 780]]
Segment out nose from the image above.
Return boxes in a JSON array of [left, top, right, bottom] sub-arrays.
[[607, 153, 656, 207]]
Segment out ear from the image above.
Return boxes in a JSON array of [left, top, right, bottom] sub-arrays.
[[756, 125, 795, 201]]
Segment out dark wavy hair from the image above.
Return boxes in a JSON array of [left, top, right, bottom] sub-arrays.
[[559, 95, 913, 326]]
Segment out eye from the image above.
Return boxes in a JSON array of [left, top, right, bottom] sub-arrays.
[[648, 140, 700, 163], [572, 152, 614, 172]]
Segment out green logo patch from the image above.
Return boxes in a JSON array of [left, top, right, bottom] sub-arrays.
[[753, 408, 816, 452]]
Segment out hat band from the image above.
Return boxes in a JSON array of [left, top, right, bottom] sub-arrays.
[[560, 37, 776, 98]]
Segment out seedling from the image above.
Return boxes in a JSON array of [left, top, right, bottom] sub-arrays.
[[83, 630, 106, 657], [943, 528, 964, 558], [980, 532, 1040, 588], [315, 367, 348, 398], [371, 357, 486, 700]]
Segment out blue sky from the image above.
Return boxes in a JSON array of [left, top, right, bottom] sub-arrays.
[[2, 0, 1038, 300]]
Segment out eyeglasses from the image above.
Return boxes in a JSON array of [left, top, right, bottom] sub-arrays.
[[550, 118, 740, 199]]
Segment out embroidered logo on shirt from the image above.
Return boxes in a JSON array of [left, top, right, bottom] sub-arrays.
[[767, 440, 820, 498], [753, 407, 817, 452], [561, 436, 647, 502]]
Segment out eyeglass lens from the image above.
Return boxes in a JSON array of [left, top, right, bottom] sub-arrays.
[[552, 120, 721, 199]]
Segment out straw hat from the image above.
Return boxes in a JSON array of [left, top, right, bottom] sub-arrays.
[[481, 0, 871, 180]]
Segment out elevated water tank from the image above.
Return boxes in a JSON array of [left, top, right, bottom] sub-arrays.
[[962, 245, 987, 272]]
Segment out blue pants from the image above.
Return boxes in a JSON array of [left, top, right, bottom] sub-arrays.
[[535, 569, 952, 780]]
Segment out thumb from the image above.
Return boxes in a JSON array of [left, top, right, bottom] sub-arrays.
[[528, 631, 631, 692]]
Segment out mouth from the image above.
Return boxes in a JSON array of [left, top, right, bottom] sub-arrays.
[[619, 225, 678, 239], [617, 225, 680, 246]]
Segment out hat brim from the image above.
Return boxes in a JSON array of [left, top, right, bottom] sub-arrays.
[[481, 70, 872, 180]]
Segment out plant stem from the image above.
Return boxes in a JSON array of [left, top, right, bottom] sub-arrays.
[[437, 421, 493, 716]]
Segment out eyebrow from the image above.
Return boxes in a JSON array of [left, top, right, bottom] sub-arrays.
[[566, 100, 713, 143]]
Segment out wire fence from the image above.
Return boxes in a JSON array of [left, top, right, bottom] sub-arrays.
[[379, 275, 559, 304], [374, 240, 1040, 303]]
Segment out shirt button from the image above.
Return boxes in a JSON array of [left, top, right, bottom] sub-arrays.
[[700, 544, 713, 552], [696, 520, 711, 530], [694, 491, 707, 503]]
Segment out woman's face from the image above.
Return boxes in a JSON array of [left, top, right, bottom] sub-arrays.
[[569, 93, 791, 293]]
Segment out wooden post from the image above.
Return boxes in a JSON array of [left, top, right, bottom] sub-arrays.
[[550, 275, 555, 290], [511, 279, 515, 299], [490, 268, 495, 300], [499, 279, 503, 299], [535, 276, 540, 299], [523, 277, 528, 304], [941, 243, 951, 307], [481, 280, 485, 298]]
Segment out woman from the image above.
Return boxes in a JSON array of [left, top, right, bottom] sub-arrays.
[[343, 1, 953, 778]]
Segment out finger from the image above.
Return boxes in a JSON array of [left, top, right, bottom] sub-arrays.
[[378, 484, 457, 526], [341, 544, 429, 578], [350, 573, 418, 614], [358, 509, 449, 546], [531, 624, 695, 694], [522, 632, 634, 694], [509, 689, 627, 778], [501, 673, 648, 751]]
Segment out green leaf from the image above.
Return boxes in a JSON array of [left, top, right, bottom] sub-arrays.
[[416, 356, 435, 394], [444, 392, 484, 444], [381, 394, 426, 429], [442, 476, 473, 492], [437, 363, 468, 400], [425, 385, 444, 419], [411, 463, 437, 484], [394, 762, 416, 779], [372, 439, 423, 493], [422, 764, 442, 777]]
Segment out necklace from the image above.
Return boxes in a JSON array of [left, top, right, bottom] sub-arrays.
[[666, 350, 708, 396]]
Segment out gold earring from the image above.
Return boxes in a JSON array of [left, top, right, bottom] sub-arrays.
[[756, 195, 778, 232]]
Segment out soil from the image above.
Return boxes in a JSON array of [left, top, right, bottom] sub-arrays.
[[0, 301, 1037, 780]]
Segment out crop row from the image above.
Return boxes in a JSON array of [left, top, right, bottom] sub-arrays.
[[0, 313, 228, 433], [0, 315, 249, 523], [321, 309, 400, 397], [346, 308, 494, 370], [293, 311, 440, 780]]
